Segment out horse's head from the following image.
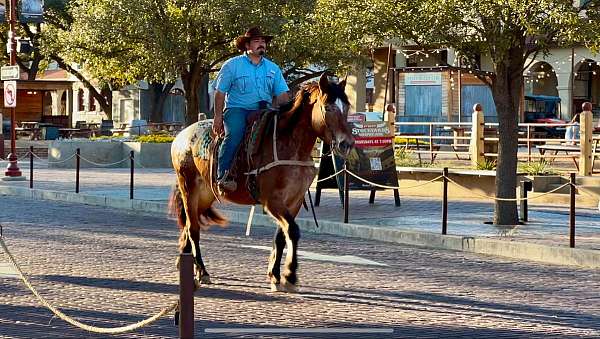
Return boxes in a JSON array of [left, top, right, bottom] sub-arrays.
[[310, 73, 355, 157]]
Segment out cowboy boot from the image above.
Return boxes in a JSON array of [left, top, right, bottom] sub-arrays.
[[217, 170, 237, 193]]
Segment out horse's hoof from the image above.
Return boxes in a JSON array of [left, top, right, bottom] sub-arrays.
[[270, 283, 284, 292], [280, 278, 299, 293], [199, 274, 212, 285]]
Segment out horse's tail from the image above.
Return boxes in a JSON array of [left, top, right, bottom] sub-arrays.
[[169, 183, 187, 230], [169, 182, 228, 230]]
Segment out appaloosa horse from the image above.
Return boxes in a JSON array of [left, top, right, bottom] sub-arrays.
[[169, 73, 354, 292]]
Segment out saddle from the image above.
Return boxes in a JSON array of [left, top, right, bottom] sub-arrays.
[[198, 109, 279, 199]]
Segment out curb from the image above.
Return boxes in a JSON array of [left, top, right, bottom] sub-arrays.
[[2, 186, 599, 269]]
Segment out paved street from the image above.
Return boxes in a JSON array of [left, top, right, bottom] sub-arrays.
[[1, 196, 600, 338], [2, 162, 600, 250]]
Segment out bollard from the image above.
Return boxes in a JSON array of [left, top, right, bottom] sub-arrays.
[[130, 151, 134, 200], [442, 167, 448, 235], [76, 148, 80, 193], [520, 181, 532, 222], [29, 146, 33, 189], [179, 253, 194, 339], [343, 164, 349, 224], [569, 173, 576, 248]]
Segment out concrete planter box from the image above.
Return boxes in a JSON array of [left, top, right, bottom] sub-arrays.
[[525, 175, 565, 192], [48, 140, 172, 168]]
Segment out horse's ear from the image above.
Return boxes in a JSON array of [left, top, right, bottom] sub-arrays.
[[339, 75, 347, 90], [319, 72, 329, 94]]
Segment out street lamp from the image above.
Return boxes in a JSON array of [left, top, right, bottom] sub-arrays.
[[3, 0, 23, 179]]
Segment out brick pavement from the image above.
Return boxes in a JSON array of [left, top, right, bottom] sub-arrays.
[[1, 197, 600, 338], [1, 162, 600, 250]]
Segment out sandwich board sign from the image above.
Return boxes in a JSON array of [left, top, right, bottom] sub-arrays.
[[4, 80, 17, 107]]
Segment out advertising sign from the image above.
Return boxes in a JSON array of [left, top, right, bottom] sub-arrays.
[[334, 120, 398, 190], [4, 80, 16, 107], [404, 72, 442, 86]]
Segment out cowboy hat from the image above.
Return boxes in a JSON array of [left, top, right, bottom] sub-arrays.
[[235, 27, 273, 51]]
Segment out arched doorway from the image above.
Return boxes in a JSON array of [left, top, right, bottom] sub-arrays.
[[573, 59, 600, 114], [525, 61, 559, 96]]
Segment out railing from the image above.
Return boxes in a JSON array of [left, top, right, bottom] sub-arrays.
[[393, 119, 599, 172]]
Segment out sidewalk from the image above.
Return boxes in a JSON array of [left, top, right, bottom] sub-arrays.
[[1, 160, 600, 268]]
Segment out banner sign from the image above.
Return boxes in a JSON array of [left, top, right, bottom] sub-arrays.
[[404, 72, 442, 86], [333, 120, 398, 190]]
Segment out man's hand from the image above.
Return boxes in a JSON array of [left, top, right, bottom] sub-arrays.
[[212, 115, 224, 136]]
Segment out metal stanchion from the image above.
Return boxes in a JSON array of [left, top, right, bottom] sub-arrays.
[[442, 167, 448, 235], [76, 148, 80, 193], [178, 253, 194, 338], [569, 173, 576, 248], [130, 151, 134, 200], [29, 146, 33, 189], [343, 164, 349, 224]]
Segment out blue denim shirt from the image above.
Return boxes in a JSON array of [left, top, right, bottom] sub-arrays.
[[215, 54, 289, 111]]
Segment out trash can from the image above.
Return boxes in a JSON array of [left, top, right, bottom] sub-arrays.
[[39, 124, 59, 140]]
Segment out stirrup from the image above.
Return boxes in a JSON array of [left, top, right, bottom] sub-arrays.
[[217, 171, 237, 193]]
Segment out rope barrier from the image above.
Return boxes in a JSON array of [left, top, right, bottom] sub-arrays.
[[30, 152, 78, 165], [445, 177, 572, 202], [0, 235, 178, 334], [345, 169, 442, 190], [133, 159, 176, 174], [315, 169, 344, 183], [78, 155, 130, 167]]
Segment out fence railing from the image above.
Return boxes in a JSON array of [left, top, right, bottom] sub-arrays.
[[393, 106, 599, 175]]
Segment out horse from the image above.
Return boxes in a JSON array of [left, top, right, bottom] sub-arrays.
[[169, 72, 354, 292]]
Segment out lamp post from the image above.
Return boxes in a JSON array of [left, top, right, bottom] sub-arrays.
[[4, 0, 22, 178]]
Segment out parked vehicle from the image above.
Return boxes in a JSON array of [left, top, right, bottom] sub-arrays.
[[524, 95, 566, 138]]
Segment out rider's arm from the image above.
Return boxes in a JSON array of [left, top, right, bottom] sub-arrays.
[[214, 90, 226, 119], [274, 92, 290, 107], [272, 67, 290, 107]]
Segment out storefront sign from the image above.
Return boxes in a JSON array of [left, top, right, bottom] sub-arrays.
[[404, 72, 442, 86]]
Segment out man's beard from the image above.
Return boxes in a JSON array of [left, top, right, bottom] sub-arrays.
[[257, 48, 265, 56]]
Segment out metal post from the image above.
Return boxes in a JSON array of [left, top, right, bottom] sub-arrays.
[[4, 0, 22, 178], [29, 146, 33, 188], [179, 253, 194, 339], [343, 163, 349, 224], [130, 151, 134, 200], [75, 148, 80, 193], [569, 173, 576, 248], [442, 167, 448, 235]]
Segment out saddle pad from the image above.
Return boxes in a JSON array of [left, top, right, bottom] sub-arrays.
[[195, 124, 214, 160]]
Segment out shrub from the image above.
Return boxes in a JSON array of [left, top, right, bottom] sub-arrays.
[[518, 160, 557, 176], [475, 158, 497, 170], [134, 134, 175, 143]]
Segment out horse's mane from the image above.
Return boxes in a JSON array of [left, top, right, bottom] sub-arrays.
[[279, 81, 348, 131]]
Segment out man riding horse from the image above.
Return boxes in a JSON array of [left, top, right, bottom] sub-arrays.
[[213, 27, 290, 194]]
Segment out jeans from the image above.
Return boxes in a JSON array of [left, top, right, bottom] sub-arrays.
[[218, 107, 253, 178], [565, 124, 580, 144]]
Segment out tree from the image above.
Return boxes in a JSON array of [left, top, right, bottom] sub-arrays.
[[355, 0, 600, 224], [58, 0, 369, 124]]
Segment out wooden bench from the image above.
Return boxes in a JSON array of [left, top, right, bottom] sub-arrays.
[[536, 144, 581, 170]]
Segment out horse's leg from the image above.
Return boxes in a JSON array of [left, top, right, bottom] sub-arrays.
[[191, 184, 218, 285], [280, 213, 301, 292], [264, 203, 302, 293], [175, 171, 211, 286], [267, 226, 286, 291]]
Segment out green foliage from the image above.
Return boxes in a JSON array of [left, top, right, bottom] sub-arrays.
[[394, 147, 433, 167], [518, 161, 558, 176], [133, 134, 175, 143], [475, 159, 497, 170]]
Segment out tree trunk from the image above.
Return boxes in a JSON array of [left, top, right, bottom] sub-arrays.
[[491, 62, 522, 225], [181, 69, 205, 126], [149, 82, 174, 122]]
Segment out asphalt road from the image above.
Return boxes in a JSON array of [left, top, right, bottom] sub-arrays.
[[1, 196, 600, 338]]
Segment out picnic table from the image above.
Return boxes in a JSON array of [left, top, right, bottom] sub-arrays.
[[536, 138, 600, 171], [15, 122, 41, 140]]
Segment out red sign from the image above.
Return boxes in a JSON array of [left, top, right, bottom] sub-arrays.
[[4, 81, 16, 108]]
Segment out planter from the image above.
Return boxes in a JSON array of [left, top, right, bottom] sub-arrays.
[[48, 140, 172, 168]]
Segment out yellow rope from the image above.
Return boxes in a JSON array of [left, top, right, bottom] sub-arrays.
[[445, 177, 572, 202], [315, 169, 345, 183], [345, 169, 442, 190], [0, 237, 178, 334]]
